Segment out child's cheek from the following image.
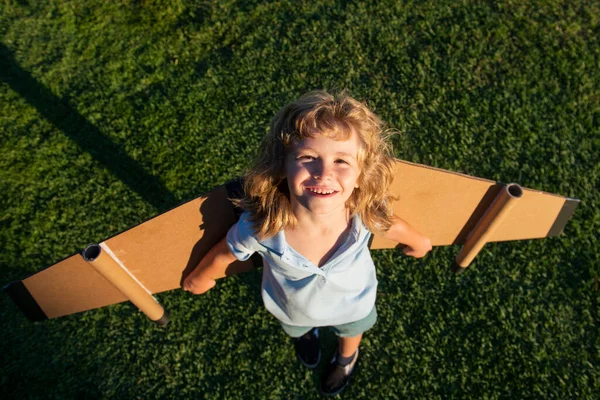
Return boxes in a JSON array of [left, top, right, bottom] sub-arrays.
[[340, 167, 359, 185]]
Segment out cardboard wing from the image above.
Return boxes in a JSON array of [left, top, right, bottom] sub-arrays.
[[371, 160, 579, 269], [4, 181, 257, 325], [4, 160, 578, 324]]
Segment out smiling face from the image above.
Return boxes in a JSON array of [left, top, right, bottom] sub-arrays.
[[284, 131, 361, 217]]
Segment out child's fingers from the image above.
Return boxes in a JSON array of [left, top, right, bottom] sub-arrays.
[[183, 275, 216, 295], [182, 276, 195, 291], [402, 246, 415, 256], [402, 246, 429, 258]]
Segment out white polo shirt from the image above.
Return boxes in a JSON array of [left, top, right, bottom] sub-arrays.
[[226, 212, 378, 327]]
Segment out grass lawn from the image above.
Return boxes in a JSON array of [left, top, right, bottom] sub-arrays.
[[1, 0, 598, 398]]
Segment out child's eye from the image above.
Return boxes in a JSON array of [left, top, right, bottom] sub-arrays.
[[335, 159, 349, 164], [298, 155, 315, 161]]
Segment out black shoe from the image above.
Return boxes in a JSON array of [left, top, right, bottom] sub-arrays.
[[293, 328, 320, 368], [320, 349, 359, 397]]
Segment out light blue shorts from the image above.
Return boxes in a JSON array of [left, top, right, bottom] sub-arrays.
[[279, 306, 377, 338]]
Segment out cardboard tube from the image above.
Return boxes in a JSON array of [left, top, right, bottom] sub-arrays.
[[82, 244, 169, 326], [455, 184, 523, 271]]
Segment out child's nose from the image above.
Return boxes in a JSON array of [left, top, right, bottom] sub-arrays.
[[313, 161, 333, 180]]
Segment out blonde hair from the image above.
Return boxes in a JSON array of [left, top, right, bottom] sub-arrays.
[[238, 90, 397, 239]]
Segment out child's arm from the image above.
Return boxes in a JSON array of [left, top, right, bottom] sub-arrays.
[[384, 215, 432, 258], [182, 237, 238, 295]]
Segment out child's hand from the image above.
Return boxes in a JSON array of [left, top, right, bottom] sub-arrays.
[[183, 273, 216, 295], [182, 236, 237, 295], [385, 216, 432, 258], [402, 235, 432, 258]]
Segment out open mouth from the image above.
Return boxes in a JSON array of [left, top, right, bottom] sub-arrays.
[[306, 187, 338, 197]]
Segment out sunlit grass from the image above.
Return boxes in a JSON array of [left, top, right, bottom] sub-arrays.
[[1, 1, 598, 398]]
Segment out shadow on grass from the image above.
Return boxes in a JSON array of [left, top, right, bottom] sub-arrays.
[[0, 42, 177, 212]]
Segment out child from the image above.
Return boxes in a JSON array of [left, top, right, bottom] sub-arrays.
[[183, 90, 432, 396]]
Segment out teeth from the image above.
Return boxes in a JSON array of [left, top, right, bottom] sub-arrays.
[[309, 188, 335, 194]]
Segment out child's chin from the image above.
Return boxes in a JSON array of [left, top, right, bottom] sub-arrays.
[[305, 203, 346, 215]]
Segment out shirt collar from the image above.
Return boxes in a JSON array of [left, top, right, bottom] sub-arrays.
[[349, 213, 362, 241], [261, 214, 363, 256], [260, 230, 287, 256]]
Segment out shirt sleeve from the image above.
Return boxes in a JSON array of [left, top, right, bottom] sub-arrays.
[[226, 211, 261, 261]]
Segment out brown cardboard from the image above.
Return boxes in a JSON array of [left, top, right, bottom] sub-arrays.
[[22, 253, 126, 319], [369, 160, 574, 248], [18, 185, 255, 319], [8, 160, 578, 321]]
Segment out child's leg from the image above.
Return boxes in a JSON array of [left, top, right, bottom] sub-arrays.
[[338, 333, 362, 358], [320, 308, 377, 396]]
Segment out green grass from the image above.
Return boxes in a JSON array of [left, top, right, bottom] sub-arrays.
[[1, 0, 598, 398]]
